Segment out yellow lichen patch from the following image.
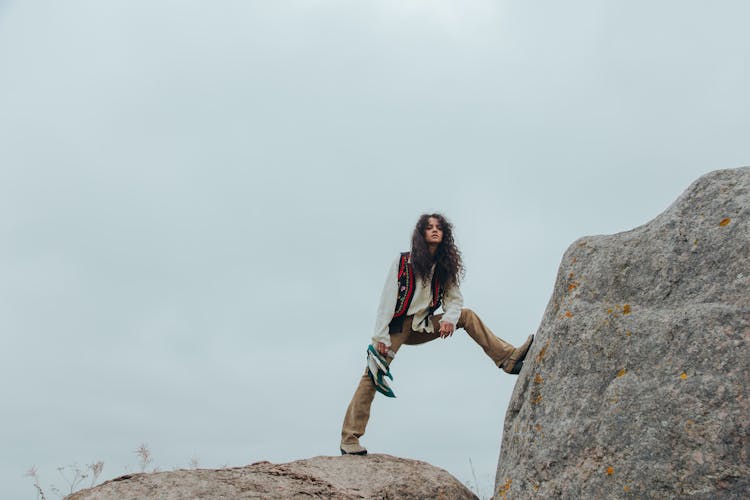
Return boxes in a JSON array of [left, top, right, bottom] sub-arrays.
[[680, 372, 688, 380], [534, 373, 544, 384], [606, 466, 614, 476], [565, 311, 573, 318], [616, 368, 627, 378], [719, 218, 731, 227], [607, 308, 614, 314], [624, 486, 630, 492], [535, 341, 549, 363], [623, 304, 631, 314], [533, 484, 539, 491], [626, 330, 632, 337], [496, 478, 512, 497], [531, 394, 543, 405]]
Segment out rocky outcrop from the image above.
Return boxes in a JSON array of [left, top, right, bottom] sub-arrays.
[[496, 167, 750, 499], [67, 454, 477, 499]]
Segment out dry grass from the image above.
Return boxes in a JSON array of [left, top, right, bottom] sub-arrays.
[[464, 457, 492, 500], [26, 444, 158, 498], [26, 444, 208, 497], [26, 460, 103, 499]]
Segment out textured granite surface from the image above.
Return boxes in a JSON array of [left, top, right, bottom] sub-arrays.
[[496, 167, 750, 499], [68, 454, 477, 499]]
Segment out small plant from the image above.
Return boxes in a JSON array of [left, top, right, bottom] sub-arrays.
[[26, 461, 104, 498], [88, 461, 104, 487], [55, 463, 88, 495], [135, 443, 153, 472], [27, 444, 203, 497], [465, 458, 494, 500], [24, 466, 47, 500]]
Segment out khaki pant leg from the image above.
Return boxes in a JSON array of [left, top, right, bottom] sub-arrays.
[[340, 317, 412, 447], [453, 308, 516, 367], [404, 324, 440, 345]]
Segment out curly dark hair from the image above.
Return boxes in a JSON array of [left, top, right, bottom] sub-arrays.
[[410, 213, 465, 288]]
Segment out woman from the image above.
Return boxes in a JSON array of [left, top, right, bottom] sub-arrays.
[[340, 213, 534, 455]]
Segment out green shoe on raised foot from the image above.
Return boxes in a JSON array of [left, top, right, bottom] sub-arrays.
[[501, 335, 534, 375]]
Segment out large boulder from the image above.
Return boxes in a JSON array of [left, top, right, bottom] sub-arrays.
[[496, 167, 750, 499], [67, 454, 477, 499]]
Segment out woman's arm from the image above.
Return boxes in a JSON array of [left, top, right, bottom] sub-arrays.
[[371, 257, 399, 348], [439, 282, 464, 334]]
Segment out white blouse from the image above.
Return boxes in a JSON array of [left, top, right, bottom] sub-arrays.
[[371, 256, 464, 347]]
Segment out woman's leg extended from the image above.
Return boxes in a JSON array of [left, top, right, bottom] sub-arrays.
[[453, 308, 516, 367], [340, 321, 412, 452]]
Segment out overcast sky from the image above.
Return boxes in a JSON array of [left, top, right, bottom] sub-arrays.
[[1, 1, 748, 498]]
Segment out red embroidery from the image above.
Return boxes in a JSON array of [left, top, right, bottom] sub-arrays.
[[393, 253, 414, 318]]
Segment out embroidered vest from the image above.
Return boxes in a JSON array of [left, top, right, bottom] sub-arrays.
[[388, 252, 444, 334]]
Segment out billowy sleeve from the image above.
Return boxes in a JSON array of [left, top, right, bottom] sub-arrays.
[[371, 257, 399, 347], [440, 282, 464, 326]]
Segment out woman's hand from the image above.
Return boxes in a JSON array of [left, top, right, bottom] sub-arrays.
[[376, 342, 389, 356], [439, 322, 455, 338]]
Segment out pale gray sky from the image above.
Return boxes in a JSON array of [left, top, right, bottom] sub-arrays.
[[1, 1, 748, 497]]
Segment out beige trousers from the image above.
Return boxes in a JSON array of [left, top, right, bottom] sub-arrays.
[[340, 308, 515, 447]]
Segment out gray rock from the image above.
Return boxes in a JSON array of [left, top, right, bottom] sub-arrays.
[[67, 454, 477, 499], [496, 167, 750, 499]]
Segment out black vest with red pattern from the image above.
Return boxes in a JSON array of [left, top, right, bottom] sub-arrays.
[[387, 252, 444, 334]]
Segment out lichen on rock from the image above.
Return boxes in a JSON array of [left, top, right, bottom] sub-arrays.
[[496, 166, 750, 499]]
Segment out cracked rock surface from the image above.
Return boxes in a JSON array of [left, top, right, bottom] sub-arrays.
[[67, 454, 477, 499], [496, 167, 750, 499]]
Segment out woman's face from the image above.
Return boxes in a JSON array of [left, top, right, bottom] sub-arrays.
[[423, 217, 443, 245]]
